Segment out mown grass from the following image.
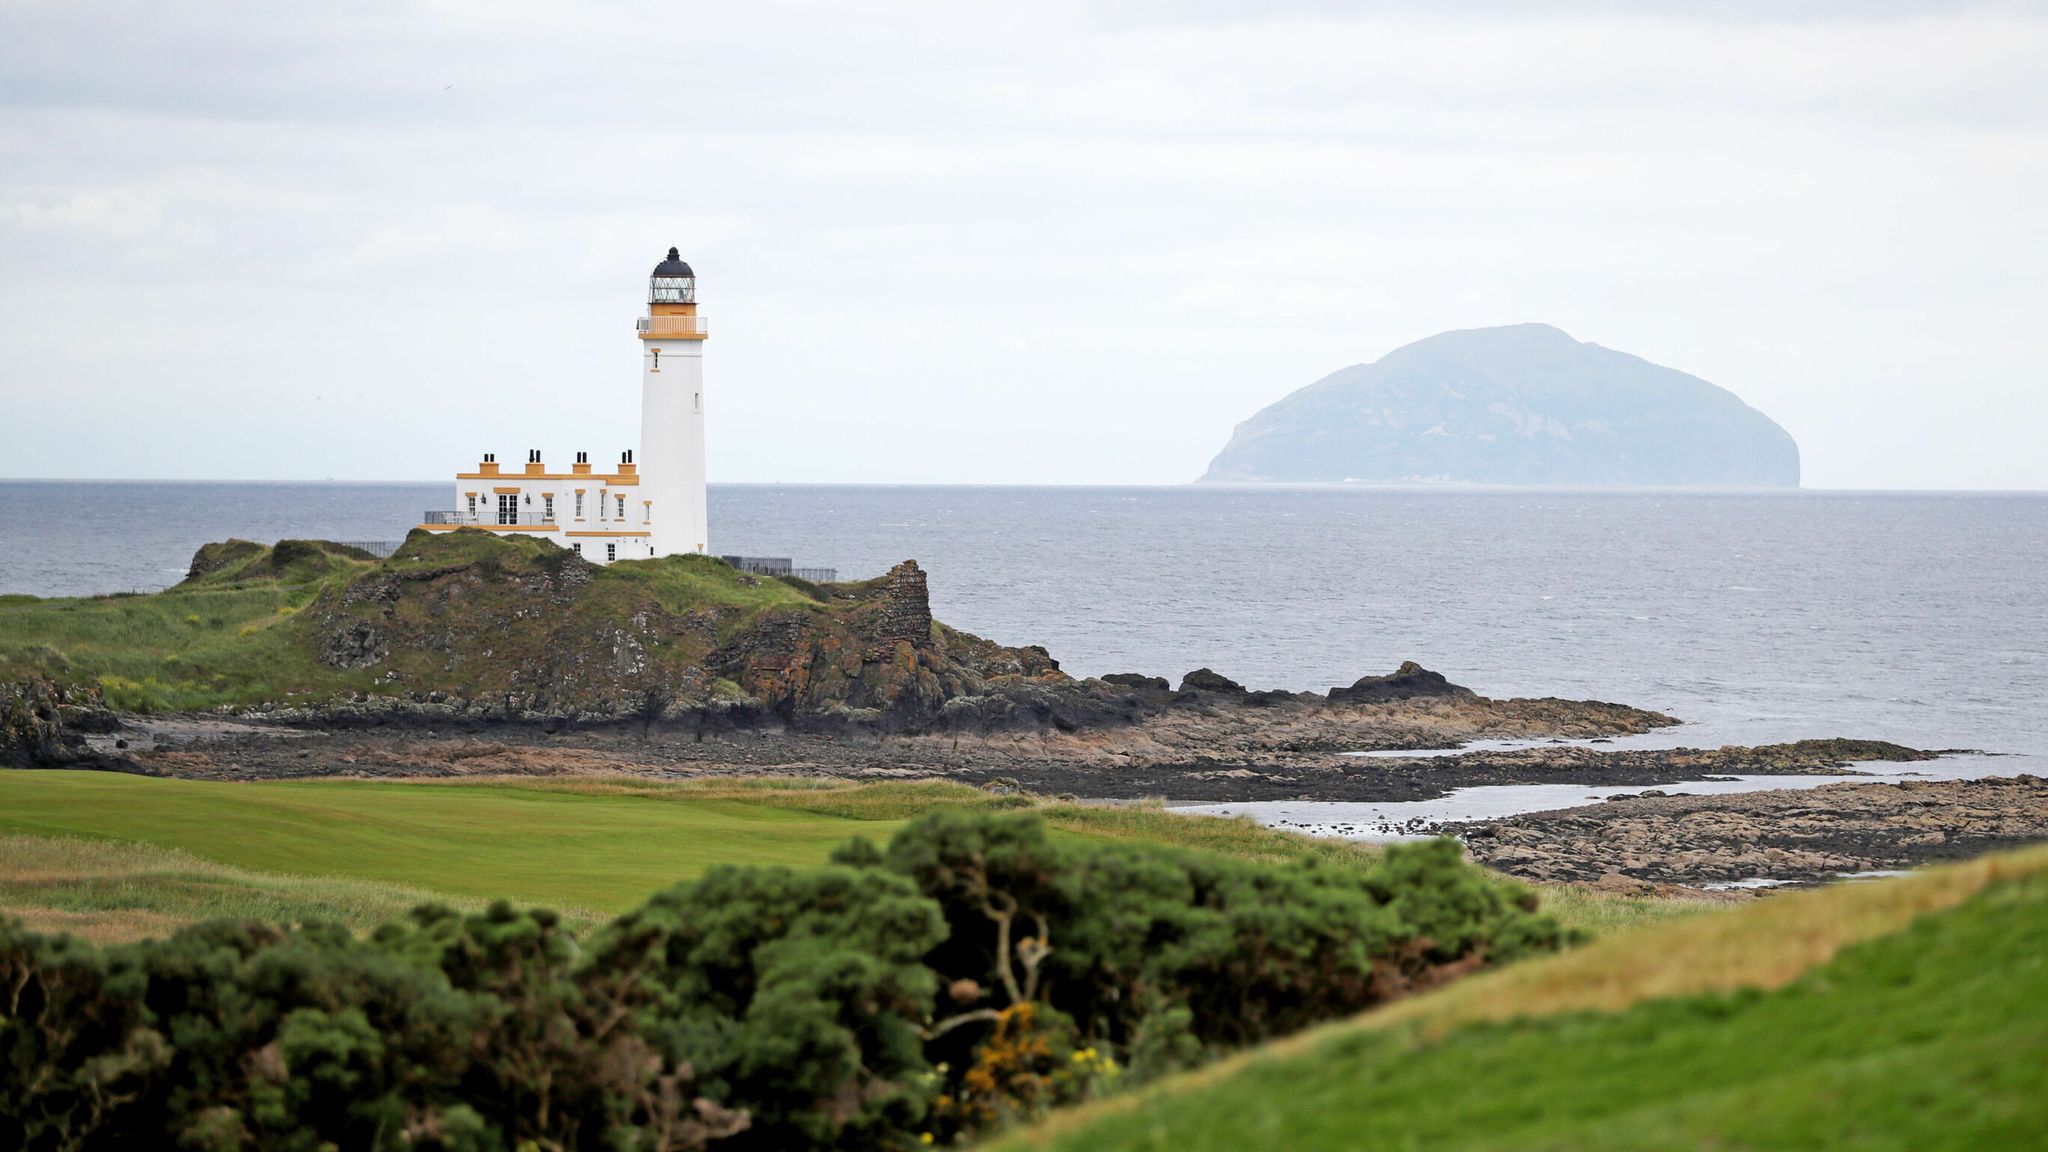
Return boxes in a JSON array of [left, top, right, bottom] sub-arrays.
[[0, 773, 1691, 944], [0, 775, 1381, 922], [478, 777, 1399, 869], [0, 835, 531, 944], [991, 843, 2048, 1152], [0, 772, 916, 915]]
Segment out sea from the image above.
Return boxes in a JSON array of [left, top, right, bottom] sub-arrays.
[[4, 482, 2044, 825]]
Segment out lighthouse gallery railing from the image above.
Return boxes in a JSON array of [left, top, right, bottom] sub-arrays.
[[634, 316, 709, 337]]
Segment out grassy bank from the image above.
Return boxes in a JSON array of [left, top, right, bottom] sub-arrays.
[[0, 773, 1703, 942], [0, 533, 824, 712], [991, 843, 2048, 1151], [0, 835, 497, 943]]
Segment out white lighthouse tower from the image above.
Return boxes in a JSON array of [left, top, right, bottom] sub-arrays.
[[417, 247, 718, 566], [637, 247, 710, 556]]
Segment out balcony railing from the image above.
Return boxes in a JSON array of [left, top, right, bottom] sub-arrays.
[[424, 511, 560, 528], [635, 315, 709, 338]]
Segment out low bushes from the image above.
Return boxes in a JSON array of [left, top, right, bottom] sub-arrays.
[[2, 813, 1564, 1150]]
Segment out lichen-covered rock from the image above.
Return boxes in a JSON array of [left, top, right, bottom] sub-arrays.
[[295, 531, 708, 720], [1, 677, 115, 766], [708, 560, 1071, 732], [287, 539, 1082, 733], [323, 619, 389, 669]]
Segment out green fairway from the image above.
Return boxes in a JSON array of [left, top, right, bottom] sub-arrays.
[[0, 771, 1707, 947], [0, 771, 907, 915], [994, 846, 2048, 1152]]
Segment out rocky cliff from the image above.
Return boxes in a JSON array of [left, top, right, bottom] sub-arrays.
[[284, 530, 1073, 731], [1203, 323, 1799, 487], [0, 677, 118, 767]]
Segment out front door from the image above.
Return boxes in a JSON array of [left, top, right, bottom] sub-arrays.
[[498, 493, 518, 525]]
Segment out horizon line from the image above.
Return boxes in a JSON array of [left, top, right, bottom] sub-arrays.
[[1, 477, 2045, 496]]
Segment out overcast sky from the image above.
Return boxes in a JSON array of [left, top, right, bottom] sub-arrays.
[[3, 1, 2044, 488]]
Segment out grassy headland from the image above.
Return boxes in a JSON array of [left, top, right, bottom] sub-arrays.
[[0, 533, 828, 714]]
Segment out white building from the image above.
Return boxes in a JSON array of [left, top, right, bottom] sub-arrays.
[[417, 248, 710, 564]]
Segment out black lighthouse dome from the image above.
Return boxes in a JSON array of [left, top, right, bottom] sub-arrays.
[[649, 247, 696, 304], [652, 247, 694, 278]]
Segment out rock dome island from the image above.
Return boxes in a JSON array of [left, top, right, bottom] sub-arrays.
[[1202, 323, 1800, 487]]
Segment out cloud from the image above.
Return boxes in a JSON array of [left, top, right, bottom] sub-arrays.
[[0, 189, 162, 236], [350, 204, 527, 267], [0, 0, 2044, 487]]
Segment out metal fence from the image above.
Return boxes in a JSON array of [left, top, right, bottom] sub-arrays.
[[721, 555, 838, 582]]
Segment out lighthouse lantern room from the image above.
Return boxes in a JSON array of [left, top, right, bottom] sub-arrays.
[[418, 247, 711, 564]]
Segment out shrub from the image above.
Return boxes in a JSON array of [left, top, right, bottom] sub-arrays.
[[860, 812, 1565, 1140], [581, 865, 946, 1152], [0, 817, 1564, 1150], [0, 922, 167, 1150]]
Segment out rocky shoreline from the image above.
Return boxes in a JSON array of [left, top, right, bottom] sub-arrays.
[[67, 705, 1940, 803], [1448, 775, 2048, 888]]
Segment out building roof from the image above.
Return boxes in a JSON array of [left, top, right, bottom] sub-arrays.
[[651, 247, 694, 279]]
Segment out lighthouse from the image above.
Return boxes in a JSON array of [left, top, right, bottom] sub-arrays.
[[417, 247, 709, 563], [637, 247, 710, 556]]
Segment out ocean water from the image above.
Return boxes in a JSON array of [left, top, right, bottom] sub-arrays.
[[1181, 771, 1923, 842], [2, 482, 2044, 773]]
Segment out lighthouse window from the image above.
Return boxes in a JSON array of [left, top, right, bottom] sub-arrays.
[[694, 392, 701, 412], [606, 543, 617, 562], [616, 495, 626, 518], [542, 495, 555, 523], [466, 494, 476, 520], [573, 543, 582, 555], [574, 492, 584, 518], [497, 493, 518, 525], [650, 349, 661, 373]]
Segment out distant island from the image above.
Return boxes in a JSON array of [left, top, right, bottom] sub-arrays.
[[1201, 323, 1800, 487]]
